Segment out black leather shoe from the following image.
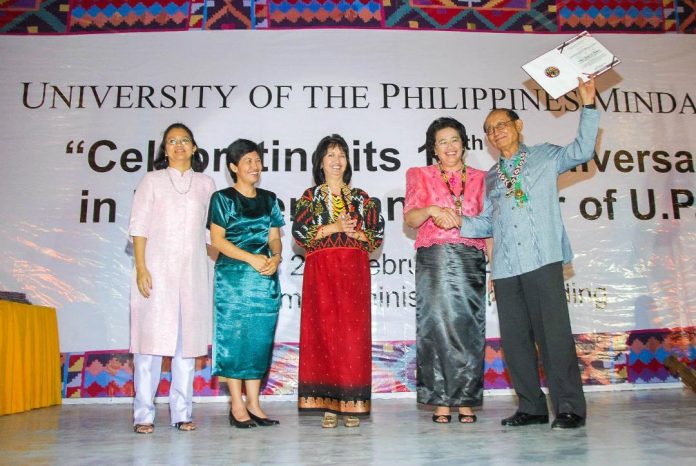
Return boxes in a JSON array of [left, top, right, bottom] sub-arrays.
[[501, 412, 549, 427], [248, 411, 280, 426], [551, 413, 585, 429], [229, 410, 257, 429]]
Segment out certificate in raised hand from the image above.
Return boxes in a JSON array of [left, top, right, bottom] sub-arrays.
[[522, 31, 620, 100]]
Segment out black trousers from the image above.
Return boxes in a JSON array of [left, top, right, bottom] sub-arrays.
[[495, 262, 586, 418]]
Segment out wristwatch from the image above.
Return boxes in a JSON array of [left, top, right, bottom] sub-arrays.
[[583, 104, 596, 109]]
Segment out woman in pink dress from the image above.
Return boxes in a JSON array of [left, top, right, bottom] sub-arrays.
[[404, 117, 489, 424], [128, 123, 216, 434]]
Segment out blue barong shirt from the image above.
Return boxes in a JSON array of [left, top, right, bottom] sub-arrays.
[[460, 108, 600, 280]]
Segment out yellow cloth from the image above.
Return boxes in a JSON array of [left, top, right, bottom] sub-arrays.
[[0, 301, 62, 415]]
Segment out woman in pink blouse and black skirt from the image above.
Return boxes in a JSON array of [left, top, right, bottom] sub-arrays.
[[404, 117, 489, 424]]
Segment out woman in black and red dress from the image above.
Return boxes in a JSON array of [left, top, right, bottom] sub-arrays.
[[292, 134, 384, 428]]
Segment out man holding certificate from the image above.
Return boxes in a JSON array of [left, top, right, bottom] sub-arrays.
[[457, 77, 599, 429]]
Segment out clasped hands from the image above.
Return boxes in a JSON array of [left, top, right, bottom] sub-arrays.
[[249, 253, 281, 276], [335, 213, 361, 240], [431, 206, 461, 230]]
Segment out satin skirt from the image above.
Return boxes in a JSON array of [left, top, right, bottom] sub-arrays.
[[416, 243, 486, 407], [298, 247, 372, 415], [212, 261, 280, 380]]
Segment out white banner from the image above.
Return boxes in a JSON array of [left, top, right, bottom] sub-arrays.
[[1, 31, 694, 353]]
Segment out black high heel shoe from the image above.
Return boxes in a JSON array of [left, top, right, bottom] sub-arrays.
[[229, 410, 257, 429], [248, 410, 280, 426]]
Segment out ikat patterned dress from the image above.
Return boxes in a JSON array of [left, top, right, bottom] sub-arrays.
[[292, 184, 384, 415]]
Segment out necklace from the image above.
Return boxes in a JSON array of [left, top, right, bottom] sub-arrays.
[[496, 151, 528, 207], [166, 169, 193, 195], [321, 184, 355, 221], [330, 191, 346, 217], [437, 161, 467, 215]]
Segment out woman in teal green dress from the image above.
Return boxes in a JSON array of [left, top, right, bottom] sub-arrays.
[[208, 139, 285, 428]]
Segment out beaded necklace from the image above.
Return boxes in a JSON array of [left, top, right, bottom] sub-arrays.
[[496, 151, 528, 207], [330, 191, 346, 216], [437, 161, 467, 215], [166, 168, 193, 195], [320, 184, 355, 221]]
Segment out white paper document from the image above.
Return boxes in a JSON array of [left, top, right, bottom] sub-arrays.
[[522, 31, 621, 100]]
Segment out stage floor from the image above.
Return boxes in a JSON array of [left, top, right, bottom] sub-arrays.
[[1, 388, 694, 465]]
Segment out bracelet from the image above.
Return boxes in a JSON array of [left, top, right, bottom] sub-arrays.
[[272, 252, 282, 263]]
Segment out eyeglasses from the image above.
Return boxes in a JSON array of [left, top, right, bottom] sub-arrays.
[[436, 137, 462, 148], [166, 137, 192, 146], [485, 120, 515, 135]]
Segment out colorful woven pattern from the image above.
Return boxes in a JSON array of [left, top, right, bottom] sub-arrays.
[[268, 0, 382, 28], [199, 0, 252, 29], [56, 328, 696, 399], [82, 352, 135, 397], [2, 0, 694, 32], [484, 339, 514, 388], [576, 332, 628, 385], [557, 0, 664, 32], [68, 0, 190, 32], [61, 353, 84, 398], [676, 0, 696, 32], [78, 350, 216, 397], [626, 328, 696, 383], [251, 0, 269, 27], [383, 0, 557, 32], [262, 343, 300, 394], [0, 0, 68, 33], [663, 0, 677, 30], [373, 341, 416, 393]]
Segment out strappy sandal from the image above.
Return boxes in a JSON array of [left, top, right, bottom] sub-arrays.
[[133, 423, 154, 434], [321, 412, 338, 428], [344, 416, 360, 428], [432, 414, 452, 424], [173, 421, 197, 431]]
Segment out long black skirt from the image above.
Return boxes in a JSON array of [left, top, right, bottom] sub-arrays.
[[416, 243, 486, 407]]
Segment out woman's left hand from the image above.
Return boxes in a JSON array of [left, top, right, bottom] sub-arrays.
[[336, 213, 357, 234], [259, 255, 281, 276]]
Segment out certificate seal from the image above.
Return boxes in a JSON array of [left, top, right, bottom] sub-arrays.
[[544, 66, 560, 78]]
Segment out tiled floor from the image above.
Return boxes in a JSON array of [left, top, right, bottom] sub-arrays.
[[1, 388, 694, 465]]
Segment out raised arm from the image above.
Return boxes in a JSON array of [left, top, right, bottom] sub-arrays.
[[554, 77, 600, 173]]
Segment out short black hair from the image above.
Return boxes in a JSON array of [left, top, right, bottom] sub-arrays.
[[311, 134, 352, 185], [226, 139, 260, 182], [153, 122, 205, 172], [483, 108, 520, 133], [425, 117, 469, 161]]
